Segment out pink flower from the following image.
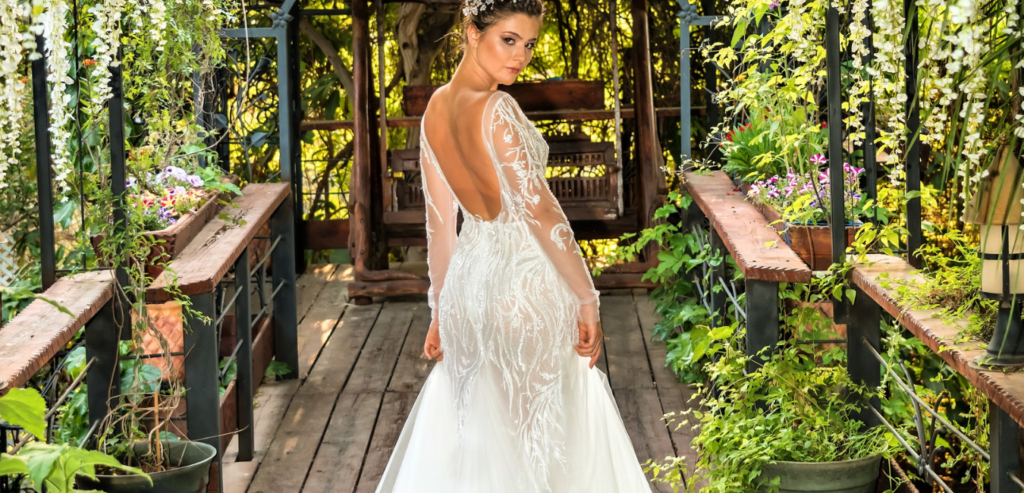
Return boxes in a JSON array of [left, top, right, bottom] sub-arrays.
[[811, 154, 827, 166]]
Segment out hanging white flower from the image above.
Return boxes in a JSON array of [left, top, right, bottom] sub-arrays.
[[0, 0, 30, 190], [41, 0, 74, 201]]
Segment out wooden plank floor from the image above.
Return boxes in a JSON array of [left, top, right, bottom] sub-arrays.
[[225, 264, 701, 493]]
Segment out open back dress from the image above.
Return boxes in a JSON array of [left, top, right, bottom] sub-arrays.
[[373, 88, 653, 493]]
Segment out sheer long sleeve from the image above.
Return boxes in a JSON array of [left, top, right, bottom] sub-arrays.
[[420, 135, 459, 324], [487, 93, 601, 325]]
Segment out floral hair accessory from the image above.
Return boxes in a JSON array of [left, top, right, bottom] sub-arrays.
[[463, 0, 520, 16]]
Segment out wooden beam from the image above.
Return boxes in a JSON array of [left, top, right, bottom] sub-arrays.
[[350, 0, 372, 284], [146, 184, 289, 302], [0, 271, 114, 394], [682, 170, 812, 283], [632, 0, 662, 265], [300, 107, 695, 131], [303, 218, 350, 251]]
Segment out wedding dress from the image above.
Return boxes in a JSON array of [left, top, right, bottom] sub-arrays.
[[374, 89, 653, 493]]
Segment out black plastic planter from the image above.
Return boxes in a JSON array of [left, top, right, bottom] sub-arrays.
[[758, 455, 882, 493], [77, 441, 216, 493]]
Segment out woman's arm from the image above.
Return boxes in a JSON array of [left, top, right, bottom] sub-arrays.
[[486, 92, 601, 326], [420, 134, 459, 328]]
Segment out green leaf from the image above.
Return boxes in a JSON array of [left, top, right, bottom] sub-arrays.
[[845, 289, 857, 305], [0, 388, 48, 439], [265, 361, 292, 379], [53, 199, 78, 229], [709, 325, 734, 340], [0, 455, 29, 477], [64, 448, 150, 481], [15, 442, 62, 488], [905, 190, 921, 200]]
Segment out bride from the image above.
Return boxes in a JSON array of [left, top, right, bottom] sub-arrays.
[[374, 1, 653, 491]]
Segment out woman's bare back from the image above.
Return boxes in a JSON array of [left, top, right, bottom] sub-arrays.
[[422, 85, 503, 221]]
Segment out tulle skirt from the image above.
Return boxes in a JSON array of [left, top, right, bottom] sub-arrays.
[[373, 345, 653, 493]]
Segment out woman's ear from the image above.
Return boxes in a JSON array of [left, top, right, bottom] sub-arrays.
[[468, 24, 481, 49]]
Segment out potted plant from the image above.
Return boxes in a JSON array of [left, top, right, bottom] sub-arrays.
[[90, 162, 242, 279], [679, 321, 888, 492], [0, 388, 151, 492], [745, 159, 867, 270]]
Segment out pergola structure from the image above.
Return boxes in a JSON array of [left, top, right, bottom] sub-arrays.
[[333, 0, 672, 304]]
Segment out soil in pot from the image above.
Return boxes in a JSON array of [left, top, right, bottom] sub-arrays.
[[77, 441, 216, 493], [758, 455, 881, 493]]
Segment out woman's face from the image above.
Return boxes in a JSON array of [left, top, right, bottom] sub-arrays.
[[467, 13, 541, 86]]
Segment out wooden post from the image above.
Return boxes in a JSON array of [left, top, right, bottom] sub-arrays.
[[631, 0, 663, 262], [351, 0, 374, 297]]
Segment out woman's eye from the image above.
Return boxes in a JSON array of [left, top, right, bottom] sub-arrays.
[[504, 37, 516, 44], [525, 43, 535, 50]]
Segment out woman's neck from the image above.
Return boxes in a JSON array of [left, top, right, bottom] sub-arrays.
[[449, 55, 500, 93]]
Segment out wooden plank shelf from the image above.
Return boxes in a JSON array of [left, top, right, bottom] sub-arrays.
[[682, 170, 812, 283], [0, 270, 114, 394], [852, 254, 1024, 429], [147, 183, 289, 302]]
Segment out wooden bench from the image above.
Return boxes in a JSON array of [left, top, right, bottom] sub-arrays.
[[0, 270, 114, 395], [682, 170, 812, 283], [852, 254, 1024, 428], [147, 183, 290, 303]]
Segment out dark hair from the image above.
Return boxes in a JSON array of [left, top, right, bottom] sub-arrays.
[[457, 0, 545, 53]]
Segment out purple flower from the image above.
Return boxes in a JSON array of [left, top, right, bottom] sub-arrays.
[[165, 166, 189, 182], [174, 186, 187, 196], [811, 154, 827, 166], [126, 177, 137, 188], [186, 175, 205, 187], [769, 0, 780, 7]]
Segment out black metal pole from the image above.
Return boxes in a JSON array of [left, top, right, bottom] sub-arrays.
[[745, 280, 779, 374], [32, 35, 56, 290], [233, 247, 254, 461], [276, 2, 305, 273], [826, 6, 844, 267], [109, 46, 129, 293], [847, 285, 881, 428], [904, 0, 922, 268], [990, 403, 1021, 493], [826, 5, 848, 324]]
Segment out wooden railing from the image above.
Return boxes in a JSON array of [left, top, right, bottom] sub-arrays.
[[0, 183, 300, 493], [684, 171, 1024, 492]]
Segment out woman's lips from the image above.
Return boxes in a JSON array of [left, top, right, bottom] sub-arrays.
[[507, 67, 520, 74]]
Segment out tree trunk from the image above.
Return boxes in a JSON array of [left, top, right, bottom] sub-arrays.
[[397, 3, 459, 148]]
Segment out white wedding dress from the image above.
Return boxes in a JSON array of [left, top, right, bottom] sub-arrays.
[[374, 89, 653, 493]]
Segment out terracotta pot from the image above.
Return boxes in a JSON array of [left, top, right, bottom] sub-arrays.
[[753, 202, 859, 271], [138, 301, 185, 382]]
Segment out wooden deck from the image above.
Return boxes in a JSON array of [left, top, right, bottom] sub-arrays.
[[221, 262, 701, 493]]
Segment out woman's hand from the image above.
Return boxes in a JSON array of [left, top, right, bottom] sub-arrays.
[[424, 317, 444, 361], [574, 320, 603, 369]]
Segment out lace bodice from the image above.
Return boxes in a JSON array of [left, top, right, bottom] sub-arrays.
[[419, 90, 601, 328]]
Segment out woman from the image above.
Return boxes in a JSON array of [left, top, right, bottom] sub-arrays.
[[374, 1, 653, 491]]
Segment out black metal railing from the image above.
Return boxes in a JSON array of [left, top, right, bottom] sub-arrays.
[[676, 0, 1023, 490]]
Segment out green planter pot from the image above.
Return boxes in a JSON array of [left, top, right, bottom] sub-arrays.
[[77, 441, 216, 493], [758, 455, 882, 493]]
